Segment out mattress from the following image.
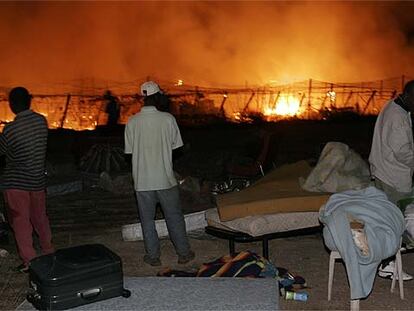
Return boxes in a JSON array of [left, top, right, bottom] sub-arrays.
[[216, 161, 330, 221], [206, 208, 320, 237], [18, 277, 279, 311]]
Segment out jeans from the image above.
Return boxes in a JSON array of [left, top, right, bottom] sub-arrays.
[[136, 186, 191, 259]]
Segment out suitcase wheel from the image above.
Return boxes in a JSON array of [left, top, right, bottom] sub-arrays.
[[26, 293, 41, 309], [26, 293, 35, 303], [122, 289, 131, 298]]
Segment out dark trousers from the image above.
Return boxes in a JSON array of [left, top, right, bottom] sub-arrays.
[[136, 186, 191, 259]]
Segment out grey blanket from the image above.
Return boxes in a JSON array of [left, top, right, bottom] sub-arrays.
[[320, 186, 404, 299]]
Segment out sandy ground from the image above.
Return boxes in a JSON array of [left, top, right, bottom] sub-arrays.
[[2, 226, 414, 310], [1, 119, 414, 310]]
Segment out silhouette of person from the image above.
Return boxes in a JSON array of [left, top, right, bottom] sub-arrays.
[[104, 90, 120, 127]]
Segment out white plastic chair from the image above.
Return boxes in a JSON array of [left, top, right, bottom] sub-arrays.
[[328, 247, 404, 311]]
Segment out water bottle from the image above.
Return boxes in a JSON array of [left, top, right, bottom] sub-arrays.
[[285, 291, 308, 302]]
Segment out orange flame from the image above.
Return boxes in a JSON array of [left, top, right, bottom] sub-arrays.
[[263, 94, 300, 117]]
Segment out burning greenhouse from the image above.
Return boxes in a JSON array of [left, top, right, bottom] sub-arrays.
[[0, 76, 409, 130]]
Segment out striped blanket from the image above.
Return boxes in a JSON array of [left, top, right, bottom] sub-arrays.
[[158, 251, 306, 295], [158, 251, 269, 278], [197, 251, 267, 277]]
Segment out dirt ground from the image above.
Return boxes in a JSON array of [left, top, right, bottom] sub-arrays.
[[1, 118, 414, 310], [2, 221, 414, 310]]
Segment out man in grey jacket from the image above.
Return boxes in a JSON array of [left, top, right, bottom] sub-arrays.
[[369, 80, 414, 280], [369, 80, 414, 204]]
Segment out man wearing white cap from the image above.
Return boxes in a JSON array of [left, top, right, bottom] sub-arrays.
[[124, 81, 194, 266]]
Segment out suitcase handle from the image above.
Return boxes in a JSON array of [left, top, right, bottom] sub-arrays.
[[80, 288, 101, 300]]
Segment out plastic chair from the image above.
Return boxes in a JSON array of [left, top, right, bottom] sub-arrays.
[[328, 247, 404, 311]]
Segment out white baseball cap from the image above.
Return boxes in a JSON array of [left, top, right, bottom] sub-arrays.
[[140, 81, 162, 96]]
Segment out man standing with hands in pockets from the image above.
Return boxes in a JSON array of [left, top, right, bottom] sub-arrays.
[[125, 81, 194, 266]]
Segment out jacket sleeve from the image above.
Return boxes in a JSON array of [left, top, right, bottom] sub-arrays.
[[387, 123, 414, 168], [171, 117, 183, 150], [124, 122, 133, 154], [0, 131, 7, 156]]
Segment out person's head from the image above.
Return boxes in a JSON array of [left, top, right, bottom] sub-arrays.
[[8, 87, 31, 114], [143, 92, 165, 108], [402, 80, 414, 111], [104, 90, 112, 98], [140, 81, 163, 107]]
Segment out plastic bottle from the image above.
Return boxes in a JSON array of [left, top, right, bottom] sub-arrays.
[[285, 291, 308, 302]]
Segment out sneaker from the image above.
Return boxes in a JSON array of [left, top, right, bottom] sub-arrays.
[[15, 263, 29, 273], [178, 251, 195, 264], [378, 261, 413, 281], [143, 255, 161, 267]]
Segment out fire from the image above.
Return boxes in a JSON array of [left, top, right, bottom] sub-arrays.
[[175, 79, 184, 86], [233, 112, 241, 121], [263, 94, 300, 117], [327, 91, 336, 103]]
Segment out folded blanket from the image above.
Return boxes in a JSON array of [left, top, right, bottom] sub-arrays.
[[320, 186, 404, 299]]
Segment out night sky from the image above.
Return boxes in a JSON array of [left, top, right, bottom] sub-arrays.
[[0, 1, 414, 91]]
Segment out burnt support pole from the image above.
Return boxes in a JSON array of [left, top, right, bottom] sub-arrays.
[[242, 91, 255, 114], [320, 95, 328, 111], [273, 91, 281, 109], [193, 86, 199, 106], [60, 94, 71, 129], [345, 91, 353, 106], [299, 93, 306, 109], [267, 91, 274, 111], [219, 93, 228, 118], [362, 90, 377, 114], [307, 79, 312, 119]]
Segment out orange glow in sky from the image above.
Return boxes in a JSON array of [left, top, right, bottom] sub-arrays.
[[0, 2, 411, 92]]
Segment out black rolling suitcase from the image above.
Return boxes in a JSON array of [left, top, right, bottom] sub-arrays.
[[27, 244, 131, 310]]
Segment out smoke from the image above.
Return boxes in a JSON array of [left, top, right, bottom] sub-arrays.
[[0, 1, 413, 92]]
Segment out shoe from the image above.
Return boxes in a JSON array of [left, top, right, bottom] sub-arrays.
[[378, 261, 413, 281], [143, 255, 161, 266], [15, 263, 29, 273], [178, 251, 195, 264]]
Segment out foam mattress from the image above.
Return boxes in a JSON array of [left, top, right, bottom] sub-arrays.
[[216, 161, 330, 221], [18, 277, 279, 311], [206, 208, 320, 237]]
